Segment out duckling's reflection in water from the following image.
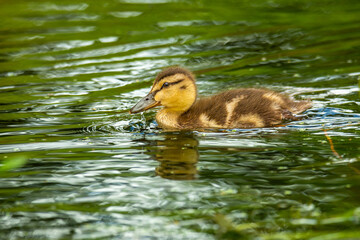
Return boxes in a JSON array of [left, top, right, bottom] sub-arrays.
[[155, 134, 199, 180], [137, 133, 199, 180]]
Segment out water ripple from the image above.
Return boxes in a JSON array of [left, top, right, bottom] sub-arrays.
[[1, 0, 360, 239]]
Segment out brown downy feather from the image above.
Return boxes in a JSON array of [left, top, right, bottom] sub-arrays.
[[177, 88, 311, 129]]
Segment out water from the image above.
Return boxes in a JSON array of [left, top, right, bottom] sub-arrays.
[[1, 0, 359, 239]]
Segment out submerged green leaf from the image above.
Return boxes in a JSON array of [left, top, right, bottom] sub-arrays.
[[0, 156, 27, 171]]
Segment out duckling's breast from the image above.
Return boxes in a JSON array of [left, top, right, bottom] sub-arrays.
[[156, 109, 181, 129]]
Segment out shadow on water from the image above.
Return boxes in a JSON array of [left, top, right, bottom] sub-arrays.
[[154, 134, 199, 180], [136, 133, 199, 180]]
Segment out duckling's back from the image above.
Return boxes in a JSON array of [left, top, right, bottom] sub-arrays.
[[178, 88, 311, 129]]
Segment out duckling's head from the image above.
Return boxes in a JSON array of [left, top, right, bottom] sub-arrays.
[[130, 67, 197, 114]]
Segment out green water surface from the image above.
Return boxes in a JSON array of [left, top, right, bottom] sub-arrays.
[[1, 0, 360, 239]]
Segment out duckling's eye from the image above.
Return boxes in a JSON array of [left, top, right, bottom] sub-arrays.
[[162, 82, 169, 88]]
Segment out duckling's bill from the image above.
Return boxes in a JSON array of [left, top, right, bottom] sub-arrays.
[[129, 91, 160, 114]]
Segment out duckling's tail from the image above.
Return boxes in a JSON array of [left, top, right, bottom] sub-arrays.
[[289, 100, 312, 114]]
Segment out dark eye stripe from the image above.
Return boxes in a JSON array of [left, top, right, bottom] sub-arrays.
[[160, 79, 184, 89]]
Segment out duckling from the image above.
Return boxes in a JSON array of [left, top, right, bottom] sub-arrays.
[[129, 66, 311, 130]]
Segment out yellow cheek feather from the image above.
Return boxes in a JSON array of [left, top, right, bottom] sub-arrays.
[[154, 77, 196, 112]]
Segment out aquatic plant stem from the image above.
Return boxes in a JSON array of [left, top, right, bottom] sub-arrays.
[[323, 129, 342, 159], [323, 129, 360, 175]]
